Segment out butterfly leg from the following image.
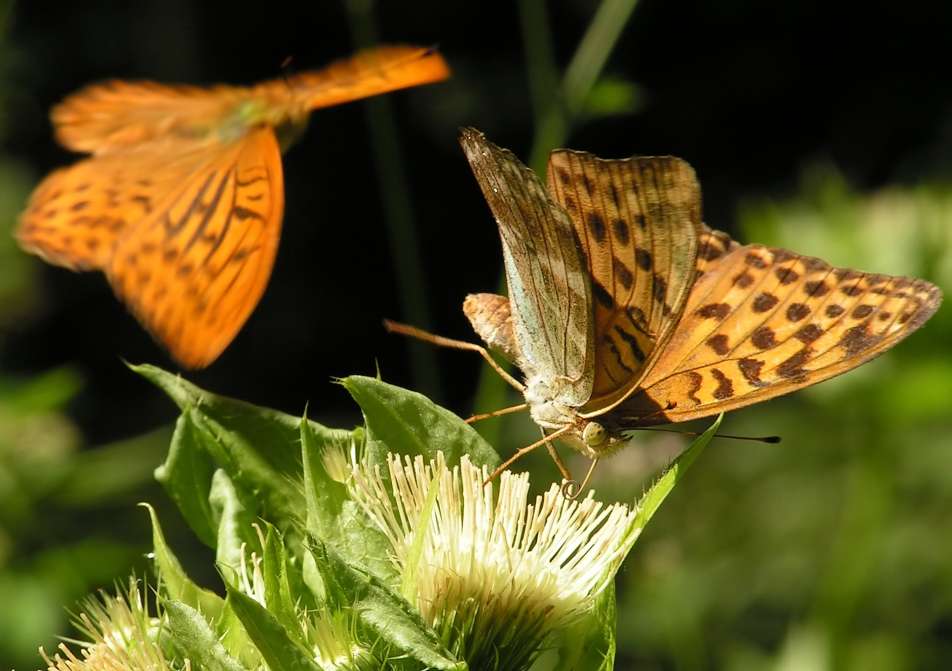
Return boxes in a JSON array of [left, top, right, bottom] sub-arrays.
[[384, 319, 525, 392], [544, 439, 576, 486], [465, 403, 528, 423], [562, 458, 599, 500], [482, 425, 573, 486]]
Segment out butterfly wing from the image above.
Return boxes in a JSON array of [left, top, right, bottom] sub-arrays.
[[460, 128, 594, 405], [463, 292, 523, 366], [545, 151, 703, 411], [253, 45, 450, 113], [16, 144, 199, 270], [53, 81, 249, 154], [105, 127, 284, 368], [615, 239, 942, 424]]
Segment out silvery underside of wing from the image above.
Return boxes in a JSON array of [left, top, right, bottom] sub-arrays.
[[459, 128, 594, 407]]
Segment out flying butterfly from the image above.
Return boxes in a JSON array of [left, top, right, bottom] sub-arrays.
[[17, 46, 450, 368], [389, 128, 941, 481]]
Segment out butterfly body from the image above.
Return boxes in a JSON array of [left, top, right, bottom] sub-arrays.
[[464, 291, 625, 458], [18, 46, 449, 368], [460, 128, 941, 458]]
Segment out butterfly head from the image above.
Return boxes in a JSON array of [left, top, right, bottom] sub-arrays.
[[579, 420, 628, 457], [546, 419, 628, 459]]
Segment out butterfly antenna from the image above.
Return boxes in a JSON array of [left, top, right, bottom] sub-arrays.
[[384, 319, 525, 392], [483, 425, 573, 486], [280, 55, 296, 91], [633, 427, 781, 444]]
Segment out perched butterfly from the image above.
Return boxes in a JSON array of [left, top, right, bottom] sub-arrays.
[[17, 46, 450, 368], [447, 128, 942, 470]]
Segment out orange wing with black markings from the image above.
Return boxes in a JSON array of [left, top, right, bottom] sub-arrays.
[[545, 151, 703, 410], [107, 128, 283, 368], [615, 239, 942, 425], [16, 45, 450, 368]]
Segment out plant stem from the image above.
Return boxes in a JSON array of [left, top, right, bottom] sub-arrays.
[[345, 0, 440, 398]]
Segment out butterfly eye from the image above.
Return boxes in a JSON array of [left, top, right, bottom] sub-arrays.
[[582, 421, 608, 448]]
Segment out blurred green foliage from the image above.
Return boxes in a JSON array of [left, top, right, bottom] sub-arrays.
[[0, 21, 171, 670]]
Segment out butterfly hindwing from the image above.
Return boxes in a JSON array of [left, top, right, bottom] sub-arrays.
[[460, 128, 594, 406], [107, 127, 284, 368], [545, 151, 704, 410], [463, 292, 522, 366], [16, 142, 217, 270], [616, 239, 942, 424]]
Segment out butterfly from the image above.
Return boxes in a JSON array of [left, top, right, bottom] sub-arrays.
[[16, 46, 449, 369], [455, 128, 942, 466]]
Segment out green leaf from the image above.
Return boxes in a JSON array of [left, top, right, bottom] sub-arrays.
[[216, 599, 258, 666], [142, 504, 224, 619], [225, 582, 324, 671], [632, 414, 722, 532], [300, 417, 352, 540], [209, 469, 258, 571], [262, 525, 302, 636], [342, 375, 499, 469], [300, 417, 396, 586], [134, 363, 312, 476], [155, 411, 218, 547], [400, 473, 440, 602], [310, 540, 463, 670], [180, 405, 303, 541], [547, 581, 616, 670], [163, 600, 246, 671]]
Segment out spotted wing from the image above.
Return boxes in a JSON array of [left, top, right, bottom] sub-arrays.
[[545, 151, 703, 411], [463, 292, 522, 365], [17, 140, 215, 270], [460, 128, 594, 406], [615, 241, 942, 424], [52, 81, 248, 154], [106, 127, 284, 368]]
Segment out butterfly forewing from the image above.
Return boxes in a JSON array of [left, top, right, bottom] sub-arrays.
[[255, 45, 450, 113], [54, 46, 449, 157], [616, 241, 942, 424], [53, 82, 249, 154], [107, 127, 284, 368], [460, 128, 594, 405], [545, 151, 703, 411]]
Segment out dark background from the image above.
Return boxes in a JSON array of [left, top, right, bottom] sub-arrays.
[[2, 1, 951, 669], [6, 0, 951, 441]]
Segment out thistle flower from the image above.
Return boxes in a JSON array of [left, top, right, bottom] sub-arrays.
[[235, 532, 267, 606], [303, 609, 375, 671], [40, 579, 173, 671], [349, 452, 639, 669], [233, 525, 375, 671]]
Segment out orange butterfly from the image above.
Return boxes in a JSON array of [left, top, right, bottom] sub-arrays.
[[17, 46, 449, 368], [389, 129, 942, 484]]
